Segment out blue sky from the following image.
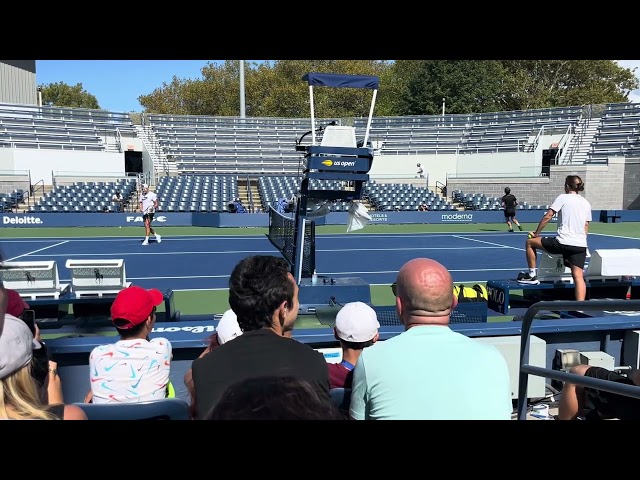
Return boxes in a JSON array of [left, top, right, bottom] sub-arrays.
[[36, 60, 640, 113], [36, 60, 221, 112]]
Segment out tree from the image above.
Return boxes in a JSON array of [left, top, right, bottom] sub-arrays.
[[499, 60, 639, 110], [138, 60, 395, 118], [392, 60, 508, 115], [137, 60, 640, 117], [38, 82, 100, 109]]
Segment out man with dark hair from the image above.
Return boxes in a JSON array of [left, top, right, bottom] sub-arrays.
[[206, 376, 345, 420], [111, 189, 125, 212], [501, 187, 523, 232], [558, 364, 640, 420], [191, 255, 330, 419], [85, 285, 172, 404]]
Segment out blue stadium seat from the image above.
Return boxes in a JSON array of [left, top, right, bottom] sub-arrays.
[[73, 398, 191, 420]]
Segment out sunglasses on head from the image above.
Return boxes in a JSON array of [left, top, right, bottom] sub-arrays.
[[391, 282, 397, 296]]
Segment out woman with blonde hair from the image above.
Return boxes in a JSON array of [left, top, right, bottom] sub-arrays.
[[0, 315, 87, 420]]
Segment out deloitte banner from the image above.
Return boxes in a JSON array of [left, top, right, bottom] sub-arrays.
[[1, 213, 193, 227]]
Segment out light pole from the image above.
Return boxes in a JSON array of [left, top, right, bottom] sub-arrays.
[[239, 60, 246, 118], [442, 97, 445, 116]]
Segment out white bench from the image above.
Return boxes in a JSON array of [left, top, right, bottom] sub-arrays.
[[0, 260, 70, 300], [64, 259, 130, 297]]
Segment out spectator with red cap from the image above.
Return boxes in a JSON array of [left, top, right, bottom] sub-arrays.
[[85, 285, 172, 404], [328, 301, 380, 390], [6, 287, 30, 318]]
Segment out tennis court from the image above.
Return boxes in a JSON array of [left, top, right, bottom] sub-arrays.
[[2, 222, 640, 315]]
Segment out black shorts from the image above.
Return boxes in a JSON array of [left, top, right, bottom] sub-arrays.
[[504, 209, 516, 219], [143, 213, 154, 223], [582, 367, 640, 420], [540, 237, 587, 269]]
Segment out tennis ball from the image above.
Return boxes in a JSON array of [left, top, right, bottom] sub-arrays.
[[528, 232, 534, 239]]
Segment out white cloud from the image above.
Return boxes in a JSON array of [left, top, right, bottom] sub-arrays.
[[616, 60, 640, 103]]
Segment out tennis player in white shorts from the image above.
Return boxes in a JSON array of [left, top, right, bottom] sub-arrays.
[[139, 184, 161, 245]]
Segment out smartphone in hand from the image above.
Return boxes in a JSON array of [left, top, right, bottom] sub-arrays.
[[21, 309, 36, 336]]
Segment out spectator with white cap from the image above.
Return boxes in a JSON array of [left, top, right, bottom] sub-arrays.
[[85, 285, 172, 404], [0, 315, 87, 419], [328, 301, 380, 389]]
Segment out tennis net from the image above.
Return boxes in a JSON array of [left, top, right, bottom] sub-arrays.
[[267, 206, 315, 278]]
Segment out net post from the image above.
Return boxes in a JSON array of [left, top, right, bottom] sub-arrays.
[[292, 217, 306, 284]]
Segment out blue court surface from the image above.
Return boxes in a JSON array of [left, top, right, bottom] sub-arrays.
[[2, 231, 640, 291]]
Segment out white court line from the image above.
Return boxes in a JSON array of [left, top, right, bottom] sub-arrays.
[[25, 245, 518, 258], [0, 231, 533, 242], [5, 241, 69, 261], [589, 232, 640, 241], [452, 235, 525, 251], [319, 268, 523, 275], [59, 274, 231, 282]]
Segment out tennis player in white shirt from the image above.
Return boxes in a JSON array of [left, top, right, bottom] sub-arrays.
[[139, 184, 161, 245]]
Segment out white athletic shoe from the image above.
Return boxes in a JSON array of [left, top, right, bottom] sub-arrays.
[[142, 238, 149, 245], [155, 234, 162, 243]]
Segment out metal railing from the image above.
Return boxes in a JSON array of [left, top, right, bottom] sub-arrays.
[[516, 299, 640, 420]]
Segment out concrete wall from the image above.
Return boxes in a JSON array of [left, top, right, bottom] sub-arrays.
[[0, 170, 30, 197], [12, 149, 125, 185], [624, 157, 640, 209], [370, 154, 457, 187], [446, 157, 633, 210]]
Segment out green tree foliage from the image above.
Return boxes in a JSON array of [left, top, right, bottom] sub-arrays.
[[392, 60, 507, 115], [135, 60, 639, 117], [138, 60, 394, 118], [38, 82, 100, 109], [499, 60, 638, 110]]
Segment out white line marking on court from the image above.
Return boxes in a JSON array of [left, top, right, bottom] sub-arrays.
[[31, 250, 278, 257], [452, 235, 525, 251], [318, 268, 524, 275], [0, 231, 532, 242], [59, 274, 231, 282], [5, 241, 69, 261], [25, 245, 517, 258], [589, 233, 640, 241]]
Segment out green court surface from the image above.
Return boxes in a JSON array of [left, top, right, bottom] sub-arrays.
[[3, 222, 639, 320]]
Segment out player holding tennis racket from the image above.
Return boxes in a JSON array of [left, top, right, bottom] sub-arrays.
[[139, 184, 161, 245]]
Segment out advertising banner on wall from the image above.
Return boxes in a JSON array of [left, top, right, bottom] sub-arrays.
[[0, 213, 193, 227], [0, 210, 610, 228]]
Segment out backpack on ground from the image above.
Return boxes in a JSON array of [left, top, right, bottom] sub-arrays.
[[453, 284, 488, 302]]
